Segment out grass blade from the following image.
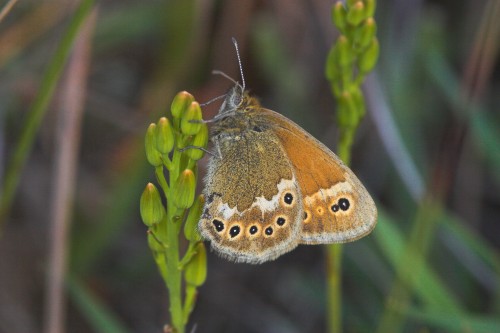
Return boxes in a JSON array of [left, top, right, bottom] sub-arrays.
[[67, 276, 132, 333], [0, 0, 96, 232]]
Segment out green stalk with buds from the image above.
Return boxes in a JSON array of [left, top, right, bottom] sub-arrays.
[[324, 0, 379, 332], [140, 91, 208, 333]]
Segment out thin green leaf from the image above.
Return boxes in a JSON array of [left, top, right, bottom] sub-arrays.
[[67, 276, 131, 333], [375, 210, 462, 311], [425, 48, 500, 181], [0, 0, 95, 230], [404, 306, 500, 333]]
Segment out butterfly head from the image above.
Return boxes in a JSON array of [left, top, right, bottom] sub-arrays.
[[218, 84, 244, 116], [217, 83, 260, 118], [214, 38, 261, 119]]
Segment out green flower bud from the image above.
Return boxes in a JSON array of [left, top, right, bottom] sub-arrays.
[[184, 195, 204, 242], [347, 0, 358, 7], [140, 183, 165, 227], [359, 38, 379, 73], [351, 87, 366, 118], [365, 0, 376, 18], [181, 102, 203, 135], [325, 47, 340, 81], [337, 91, 358, 128], [332, 2, 347, 32], [185, 124, 208, 161], [171, 91, 194, 119], [173, 169, 196, 209], [355, 17, 377, 49], [156, 117, 175, 154], [145, 123, 162, 166], [183, 285, 197, 325], [335, 35, 354, 68], [346, 1, 365, 26], [148, 231, 166, 253], [184, 242, 207, 286]]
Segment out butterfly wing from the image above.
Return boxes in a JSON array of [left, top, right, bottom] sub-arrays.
[[258, 109, 377, 244], [200, 129, 303, 264]]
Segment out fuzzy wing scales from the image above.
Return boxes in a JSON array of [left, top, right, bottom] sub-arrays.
[[199, 129, 303, 264]]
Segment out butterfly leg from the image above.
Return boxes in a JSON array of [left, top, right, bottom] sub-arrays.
[[179, 145, 218, 158]]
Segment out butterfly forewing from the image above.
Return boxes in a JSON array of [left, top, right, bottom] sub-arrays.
[[258, 109, 377, 244]]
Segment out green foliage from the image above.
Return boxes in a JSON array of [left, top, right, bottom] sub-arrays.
[[67, 276, 132, 333], [326, 0, 379, 165], [140, 91, 208, 333], [0, 0, 96, 231], [325, 1, 380, 332], [140, 183, 165, 227]]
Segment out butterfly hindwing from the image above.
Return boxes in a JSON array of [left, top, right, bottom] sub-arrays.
[[200, 128, 303, 264], [257, 109, 377, 244]]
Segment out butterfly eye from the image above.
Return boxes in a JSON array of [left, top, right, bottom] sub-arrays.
[[212, 219, 225, 232], [229, 225, 241, 238], [338, 198, 350, 211], [249, 225, 258, 235], [252, 126, 263, 132], [276, 217, 286, 226], [265, 226, 273, 236], [331, 204, 340, 213], [283, 193, 294, 205]]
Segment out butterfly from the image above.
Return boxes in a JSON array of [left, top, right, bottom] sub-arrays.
[[199, 39, 377, 264]]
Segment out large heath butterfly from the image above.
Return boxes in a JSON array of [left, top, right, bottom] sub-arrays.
[[199, 39, 377, 264]]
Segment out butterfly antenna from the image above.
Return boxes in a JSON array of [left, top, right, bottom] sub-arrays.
[[211, 70, 239, 86], [231, 37, 245, 91], [200, 92, 226, 107]]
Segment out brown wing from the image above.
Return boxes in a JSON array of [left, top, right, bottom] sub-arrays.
[[199, 129, 303, 264], [258, 108, 377, 244]]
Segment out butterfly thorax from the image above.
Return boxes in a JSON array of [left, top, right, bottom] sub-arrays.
[[217, 86, 260, 115], [211, 88, 264, 140]]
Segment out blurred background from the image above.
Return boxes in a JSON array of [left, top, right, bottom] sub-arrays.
[[0, 0, 499, 332]]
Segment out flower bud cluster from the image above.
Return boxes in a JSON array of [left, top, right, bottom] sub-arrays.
[[140, 91, 208, 327], [326, 0, 379, 130]]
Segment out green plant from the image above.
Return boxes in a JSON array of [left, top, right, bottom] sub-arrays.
[[140, 91, 208, 333], [0, 0, 95, 233], [324, 0, 379, 332]]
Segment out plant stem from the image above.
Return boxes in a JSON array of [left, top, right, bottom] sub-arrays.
[[326, 126, 354, 333], [326, 244, 343, 333], [325, 1, 378, 330], [144, 92, 207, 332], [165, 204, 184, 333], [163, 146, 185, 333]]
